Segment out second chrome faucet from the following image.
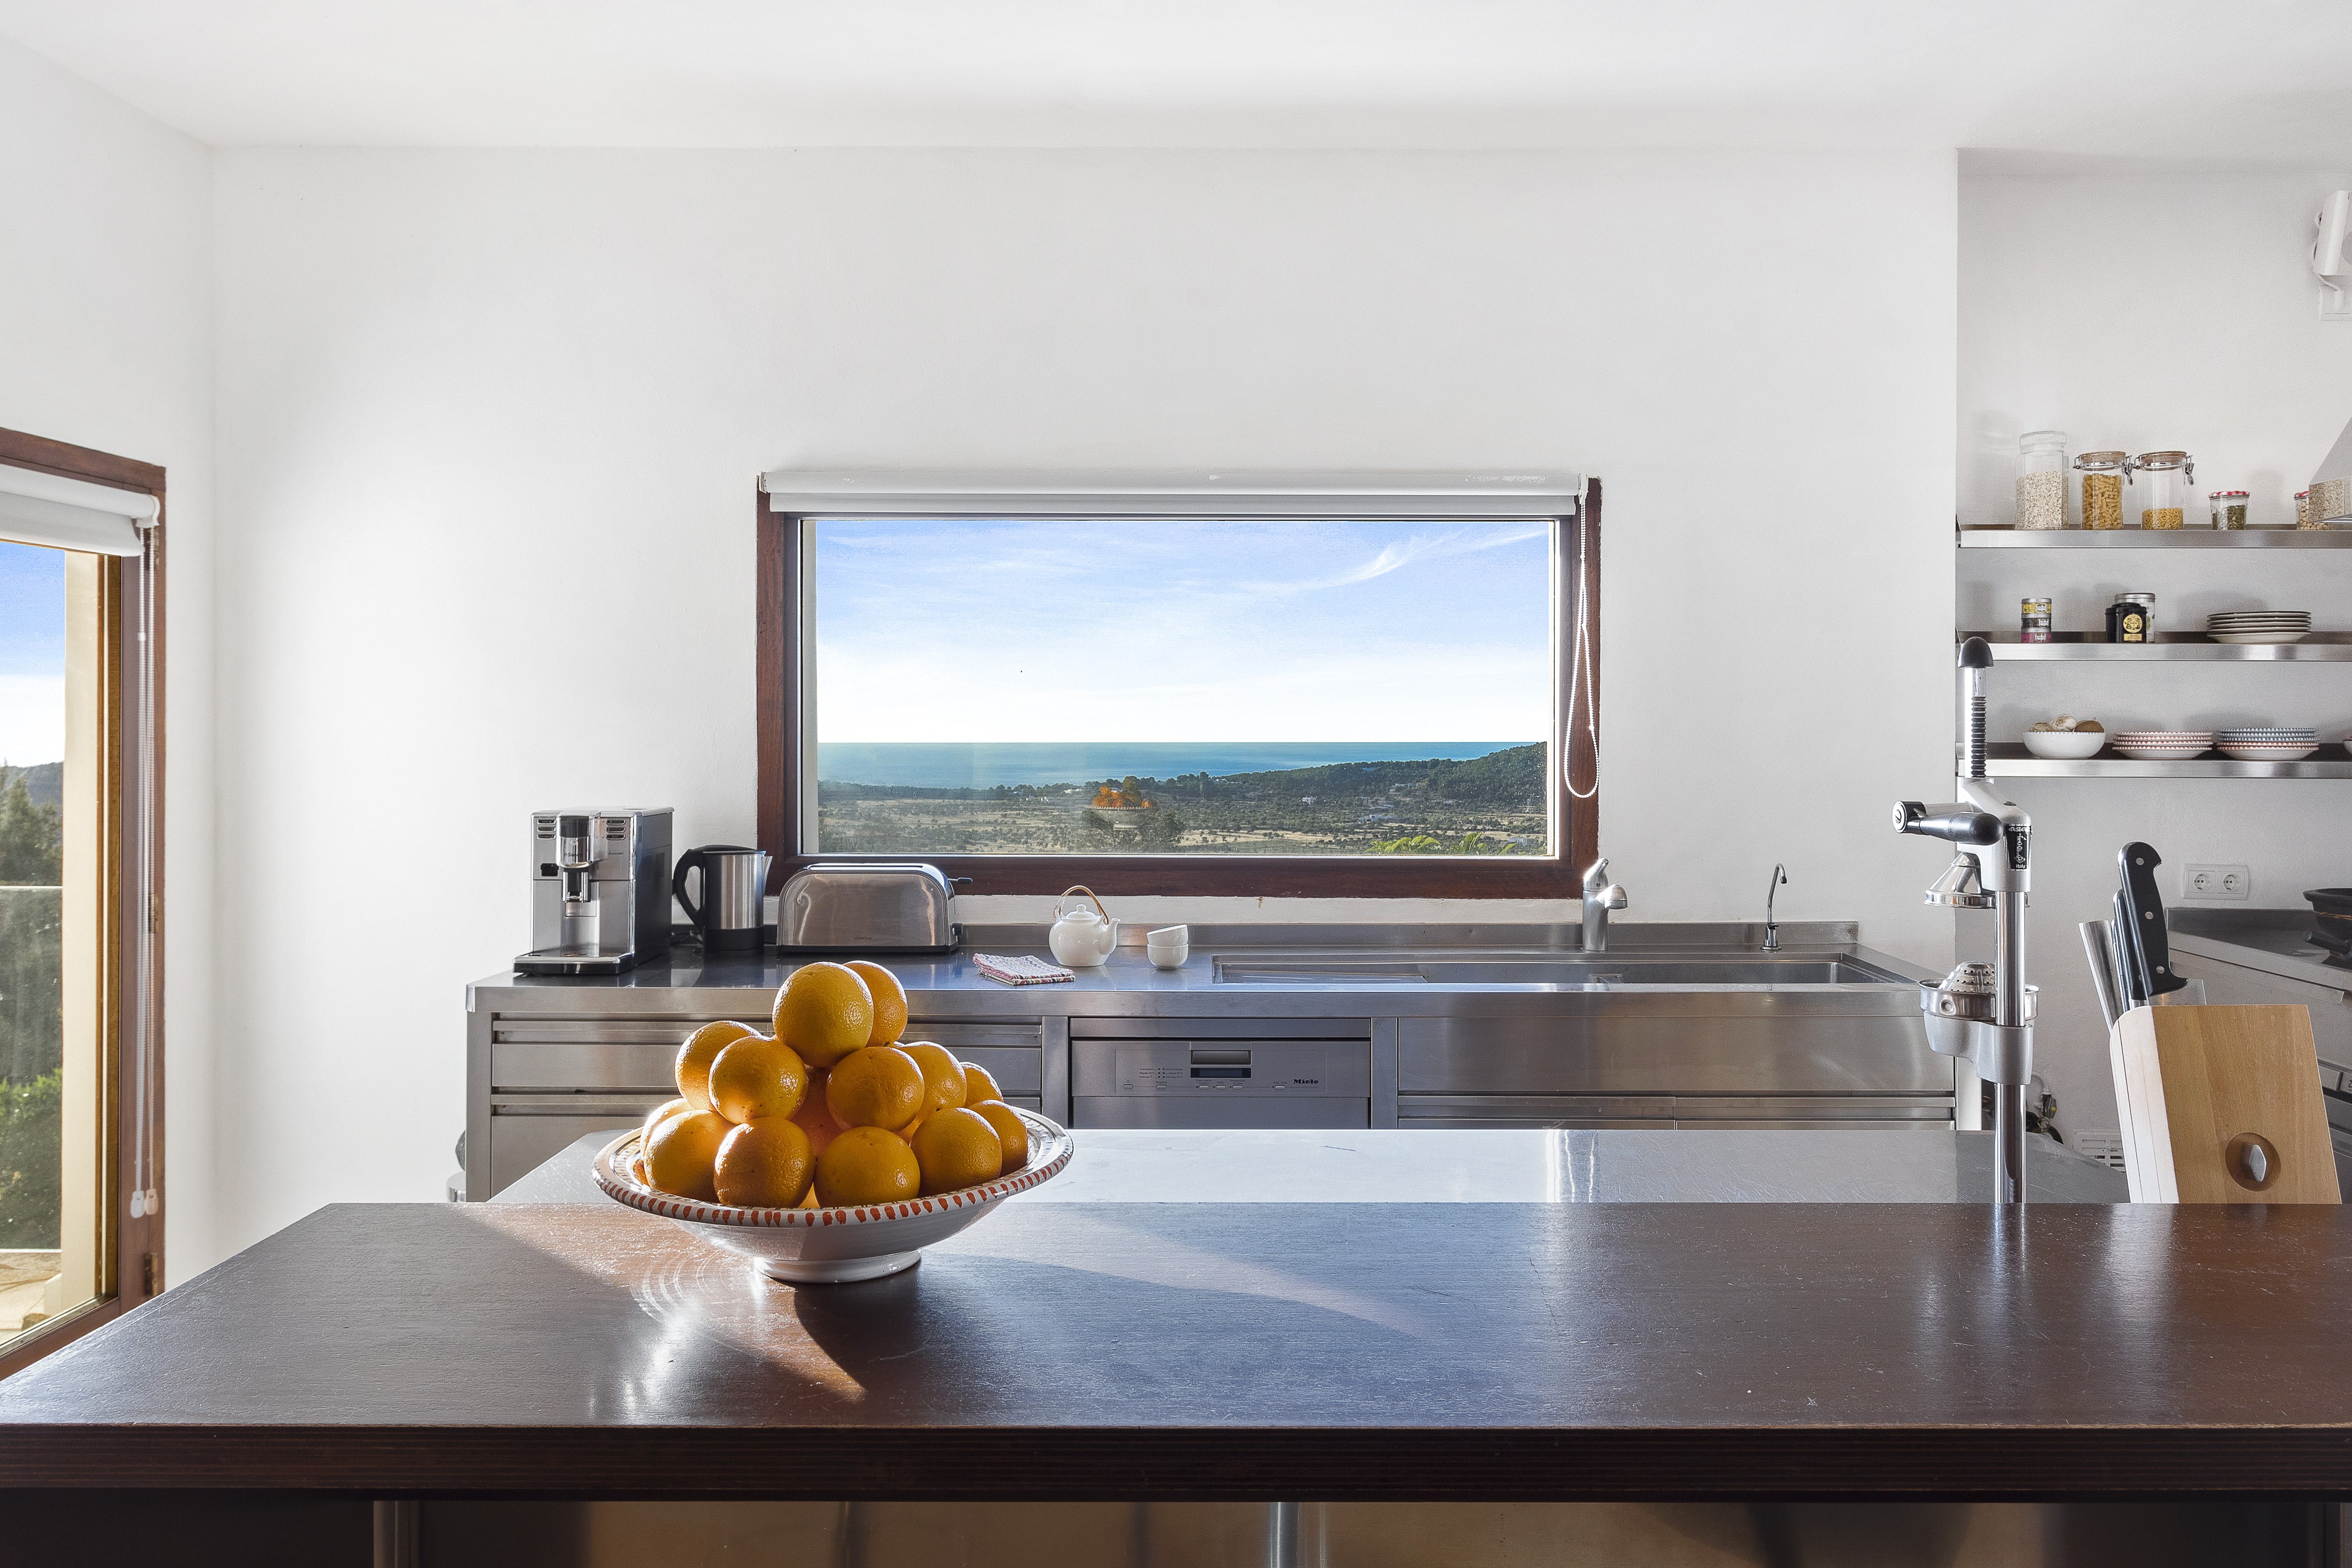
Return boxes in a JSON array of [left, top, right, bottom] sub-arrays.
[[1581, 858, 1628, 951], [1762, 863, 1789, 951]]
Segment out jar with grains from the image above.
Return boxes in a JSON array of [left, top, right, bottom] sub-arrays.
[[2298, 490, 2315, 529], [2126, 451, 2193, 530], [2209, 490, 2249, 530], [2015, 430, 2067, 529], [2076, 452, 2127, 530], [2313, 476, 2352, 527]]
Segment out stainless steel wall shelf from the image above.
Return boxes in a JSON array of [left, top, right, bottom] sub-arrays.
[[1979, 743, 2352, 780], [1965, 633, 2352, 662], [1958, 526, 2352, 549]]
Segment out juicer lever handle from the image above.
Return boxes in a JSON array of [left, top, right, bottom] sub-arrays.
[[1894, 801, 2001, 846]]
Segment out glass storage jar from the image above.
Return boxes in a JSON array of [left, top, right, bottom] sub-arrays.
[[2313, 476, 2352, 527], [2298, 490, 2314, 529], [2126, 451, 2194, 529], [2075, 452, 2127, 530], [2015, 430, 2067, 529], [2209, 490, 2249, 530]]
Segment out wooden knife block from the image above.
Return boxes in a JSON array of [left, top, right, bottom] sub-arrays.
[[2108, 1004, 2341, 1204]]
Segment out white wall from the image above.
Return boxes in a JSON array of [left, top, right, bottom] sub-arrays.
[[0, 37, 217, 1277], [210, 146, 1956, 1260], [1958, 158, 2352, 1138]]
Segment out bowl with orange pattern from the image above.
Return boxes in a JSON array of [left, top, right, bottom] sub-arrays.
[[594, 1108, 1073, 1284]]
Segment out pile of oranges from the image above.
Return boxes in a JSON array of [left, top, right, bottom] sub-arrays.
[[633, 960, 1032, 1209]]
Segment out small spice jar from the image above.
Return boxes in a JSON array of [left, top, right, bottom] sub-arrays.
[[2015, 430, 2067, 529], [2075, 452, 2127, 530], [2020, 597, 2054, 643], [2126, 451, 2194, 529], [2106, 591, 2155, 643], [2209, 490, 2249, 530], [2298, 490, 2315, 529]]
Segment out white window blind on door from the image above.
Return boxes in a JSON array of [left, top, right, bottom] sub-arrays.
[[0, 462, 157, 555]]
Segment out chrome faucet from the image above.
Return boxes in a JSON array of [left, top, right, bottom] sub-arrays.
[[1762, 863, 1788, 951], [1893, 636, 2036, 1206], [1581, 858, 1628, 952]]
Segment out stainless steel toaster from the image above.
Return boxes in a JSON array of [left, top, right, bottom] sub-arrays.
[[776, 862, 961, 954]]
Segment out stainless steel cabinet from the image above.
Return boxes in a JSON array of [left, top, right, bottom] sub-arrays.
[[1396, 1012, 1953, 1129]]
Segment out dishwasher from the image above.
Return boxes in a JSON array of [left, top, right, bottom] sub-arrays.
[[1070, 1017, 1372, 1129]]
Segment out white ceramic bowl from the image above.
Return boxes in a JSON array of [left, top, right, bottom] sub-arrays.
[[595, 1108, 1073, 1285], [2022, 730, 2107, 759]]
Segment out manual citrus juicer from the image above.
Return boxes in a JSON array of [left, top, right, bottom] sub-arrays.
[[1893, 636, 2038, 1205]]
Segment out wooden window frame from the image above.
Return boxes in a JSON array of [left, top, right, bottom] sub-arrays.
[[0, 427, 165, 1379], [756, 482, 1599, 899]]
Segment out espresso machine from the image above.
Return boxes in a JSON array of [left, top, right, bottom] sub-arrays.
[[516, 809, 674, 975]]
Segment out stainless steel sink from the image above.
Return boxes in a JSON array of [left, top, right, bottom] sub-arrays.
[[1213, 954, 1911, 987]]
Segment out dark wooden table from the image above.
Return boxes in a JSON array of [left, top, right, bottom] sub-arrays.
[[4, 1200, 2351, 1503]]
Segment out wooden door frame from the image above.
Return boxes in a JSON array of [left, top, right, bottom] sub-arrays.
[[756, 482, 1601, 898], [0, 426, 165, 1378]]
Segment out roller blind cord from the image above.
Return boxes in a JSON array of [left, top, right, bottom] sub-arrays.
[[1563, 513, 1598, 803]]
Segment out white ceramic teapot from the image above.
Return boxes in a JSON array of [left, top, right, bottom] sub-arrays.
[[1048, 885, 1120, 967]]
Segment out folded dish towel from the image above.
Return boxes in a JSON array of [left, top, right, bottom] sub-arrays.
[[974, 953, 1076, 987]]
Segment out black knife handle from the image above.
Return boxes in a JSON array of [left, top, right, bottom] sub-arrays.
[[2120, 841, 2189, 997]]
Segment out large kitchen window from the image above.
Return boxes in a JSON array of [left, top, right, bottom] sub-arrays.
[[759, 474, 1598, 897], [0, 432, 165, 1377]]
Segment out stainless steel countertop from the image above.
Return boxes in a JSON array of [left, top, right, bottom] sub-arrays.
[[2170, 907, 2352, 991], [499, 1126, 2126, 1205], [468, 920, 1935, 1017]]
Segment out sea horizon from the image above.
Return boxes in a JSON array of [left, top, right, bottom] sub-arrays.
[[816, 741, 1535, 790]]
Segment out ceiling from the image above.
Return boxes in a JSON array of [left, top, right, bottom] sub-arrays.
[[4, 0, 2350, 159]]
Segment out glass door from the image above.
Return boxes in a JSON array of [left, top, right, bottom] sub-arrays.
[[0, 541, 106, 1344]]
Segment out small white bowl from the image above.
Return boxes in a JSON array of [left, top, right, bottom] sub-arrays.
[[1146, 925, 1190, 969], [2022, 730, 2107, 759], [594, 1109, 1073, 1285]]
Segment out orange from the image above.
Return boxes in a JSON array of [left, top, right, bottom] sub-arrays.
[[675, 1019, 759, 1112], [826, 1044, 925, 1131], [773, 962, 874, 1068], [960, 1062, 1004, 1106], [713, 1118, 814, 1208], [814, 1125, 921, 1206], [846, 961, 909, 1047], [708, 1037, 809, 1125], [972, 1101, 1030, 1171], [912, 1106, 1002, 1196], [644, 1109, 730, 1201], [790, 1067, 848, 1158], [900, 1041, 967, 1124], [638, 1095, 690, 1155]]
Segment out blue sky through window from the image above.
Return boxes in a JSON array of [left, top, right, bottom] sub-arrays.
[[811, 517, 1552, 746], [0, 542, 64, 767]]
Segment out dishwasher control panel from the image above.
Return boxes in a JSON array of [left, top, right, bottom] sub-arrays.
[[1069, 1018, 1373, 1128], [1075, 1039, 1370, 1098]]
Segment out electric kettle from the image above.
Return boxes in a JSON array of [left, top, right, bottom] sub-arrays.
[[673, 844, 772, 952]]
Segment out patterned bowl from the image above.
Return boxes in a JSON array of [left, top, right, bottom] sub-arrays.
[[595, 1108, 1073, 1284]]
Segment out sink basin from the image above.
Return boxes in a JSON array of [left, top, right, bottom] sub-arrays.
[[1212, 954, 1910, 987]]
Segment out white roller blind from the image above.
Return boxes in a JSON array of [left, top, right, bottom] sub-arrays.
[[0, 462, 158, 555]]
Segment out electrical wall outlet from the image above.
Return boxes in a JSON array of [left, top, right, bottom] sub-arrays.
[[2183, 863, 2250, 900]]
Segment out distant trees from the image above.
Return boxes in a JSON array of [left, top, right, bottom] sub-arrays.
[[0, 768, 61, 885]]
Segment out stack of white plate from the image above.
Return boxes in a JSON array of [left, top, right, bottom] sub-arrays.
[[2214, 727, 2321, 761], [2206, 610, 2312, 645], [2109, 730, 2214, 760]]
